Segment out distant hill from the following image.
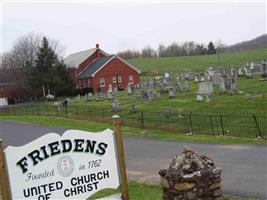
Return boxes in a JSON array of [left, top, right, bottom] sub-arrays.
[[127, 48, 266, 75], [222, 34, 267, 52]]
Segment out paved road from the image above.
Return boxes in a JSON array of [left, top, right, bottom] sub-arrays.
[[0, 121, 266, 199]]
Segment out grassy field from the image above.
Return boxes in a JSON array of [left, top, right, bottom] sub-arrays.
[[64, 75, 267, 114], [1, 116, 266, 145], [31, 48, 267, 113], [127, 48, 267, 76]]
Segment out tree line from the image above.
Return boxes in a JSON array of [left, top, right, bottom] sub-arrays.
[[117, 41, 216, 59], [0, 33, 74, 98]]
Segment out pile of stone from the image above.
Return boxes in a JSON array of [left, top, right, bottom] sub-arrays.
[[159, 148, 222, 200]]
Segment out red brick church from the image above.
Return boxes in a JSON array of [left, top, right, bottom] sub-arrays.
[[64, 44, 141, 93]]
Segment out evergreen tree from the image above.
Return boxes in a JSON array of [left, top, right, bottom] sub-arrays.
[[34, 37, 74, 96], [207, 41, 216, 54]]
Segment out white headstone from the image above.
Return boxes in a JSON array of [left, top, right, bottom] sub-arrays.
[[196, 93, 203, 102]]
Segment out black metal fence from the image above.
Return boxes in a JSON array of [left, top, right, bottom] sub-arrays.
[[0, 104, 266, 139]]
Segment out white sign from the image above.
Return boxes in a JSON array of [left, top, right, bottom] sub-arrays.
[[5, 129, 120, 200]]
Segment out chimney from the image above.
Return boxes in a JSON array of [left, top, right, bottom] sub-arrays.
[[96, 44, 100, 58]]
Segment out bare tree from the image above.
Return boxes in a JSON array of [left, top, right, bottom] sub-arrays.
[[0, 32, 65, 69]]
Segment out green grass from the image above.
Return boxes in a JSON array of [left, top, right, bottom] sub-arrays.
[[127, 48, 267, 76], [42, 48, 267, 113], [52, 75, 266, 114], [89, 182, 258, 200], [1, 116, 266, 145]]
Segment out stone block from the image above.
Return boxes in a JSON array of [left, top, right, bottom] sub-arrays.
[[209, 182, 221, 190], [174, 182, 195, 191]]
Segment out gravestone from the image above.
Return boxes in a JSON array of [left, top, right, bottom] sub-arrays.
[[54, 102, 61, 111], [250, 62, 254, 72], [163, 78, 168, 86], [111, 99, 119, 112], [225, 78, 231, 90], [230, 67, 236, 77], [130, 104, 137, 113], [246, 68, 252, 79], [180, 82, 189, 92], [184, 71, 189, 80], [194, 75, 199, 83], [164, 107, 172, 118], [159, 148, 222, 200], [196, 93, 204, 102], [243, 67, 248, 77], [87, 93, 93, 101], [168, 87, 174, 98], [260, 59, 267, 81], [206, 94, 211, 102], [198, 81, 213, 95], [107, 84, 114, 99], [142, 91, 150, 103], [245, 92, 253, 100], [156, 90, 161, 98], [219, 77, 227, 93], [159, 83, 164, 94], [84, 93, 88, 101], [164, 72, 170, 80], [177, 109, 183, 118], [238, 67, 243, 76], [207, 67, 214, 77], [212, 72, 222, 85], [77, 94, 80, 101], [127, 84, 133, 95], [188, 72, 194, 80], [175, 82, 181, 94], [254, 64, 261, 74], [230, 77, 238, 94], [148, 89, 154, 101], [96, 92, 104, 101], [149, 80, 154, 89], [200, 73, 205, 82]]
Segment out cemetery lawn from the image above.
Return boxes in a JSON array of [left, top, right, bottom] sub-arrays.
[[127, 48, 267, 76], [63, 75, 267, 113], [1, 116, 266, 145]]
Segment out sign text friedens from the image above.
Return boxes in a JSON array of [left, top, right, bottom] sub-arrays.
[[4, 129, 120, 200]]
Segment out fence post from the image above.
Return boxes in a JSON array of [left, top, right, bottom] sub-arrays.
[[210, 115, 215, 136], [0, 140, 11, 200], [140, 111, 144, 129], [220, 115, 224, 136], [189, 112, 193, 134], [252, 114, 262, 138], [112, 115, 129, 200], [13, 106, 16, 116], [76, 106, 79, 119], [65, 106, 68, 118], [37, 105, 40, 116], [47, 105, 49, 116]]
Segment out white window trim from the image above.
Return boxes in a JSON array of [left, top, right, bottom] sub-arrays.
[[100, 78, 105, 87], [118, 76, 122, 83], [129, 75, 134, 84], [112, 76, 117, 83]]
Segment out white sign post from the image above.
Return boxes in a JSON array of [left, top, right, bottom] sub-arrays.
[[3, 128, 123, 200]]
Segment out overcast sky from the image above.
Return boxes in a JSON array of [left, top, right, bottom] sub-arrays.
[[1, 1, 266, 56]]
